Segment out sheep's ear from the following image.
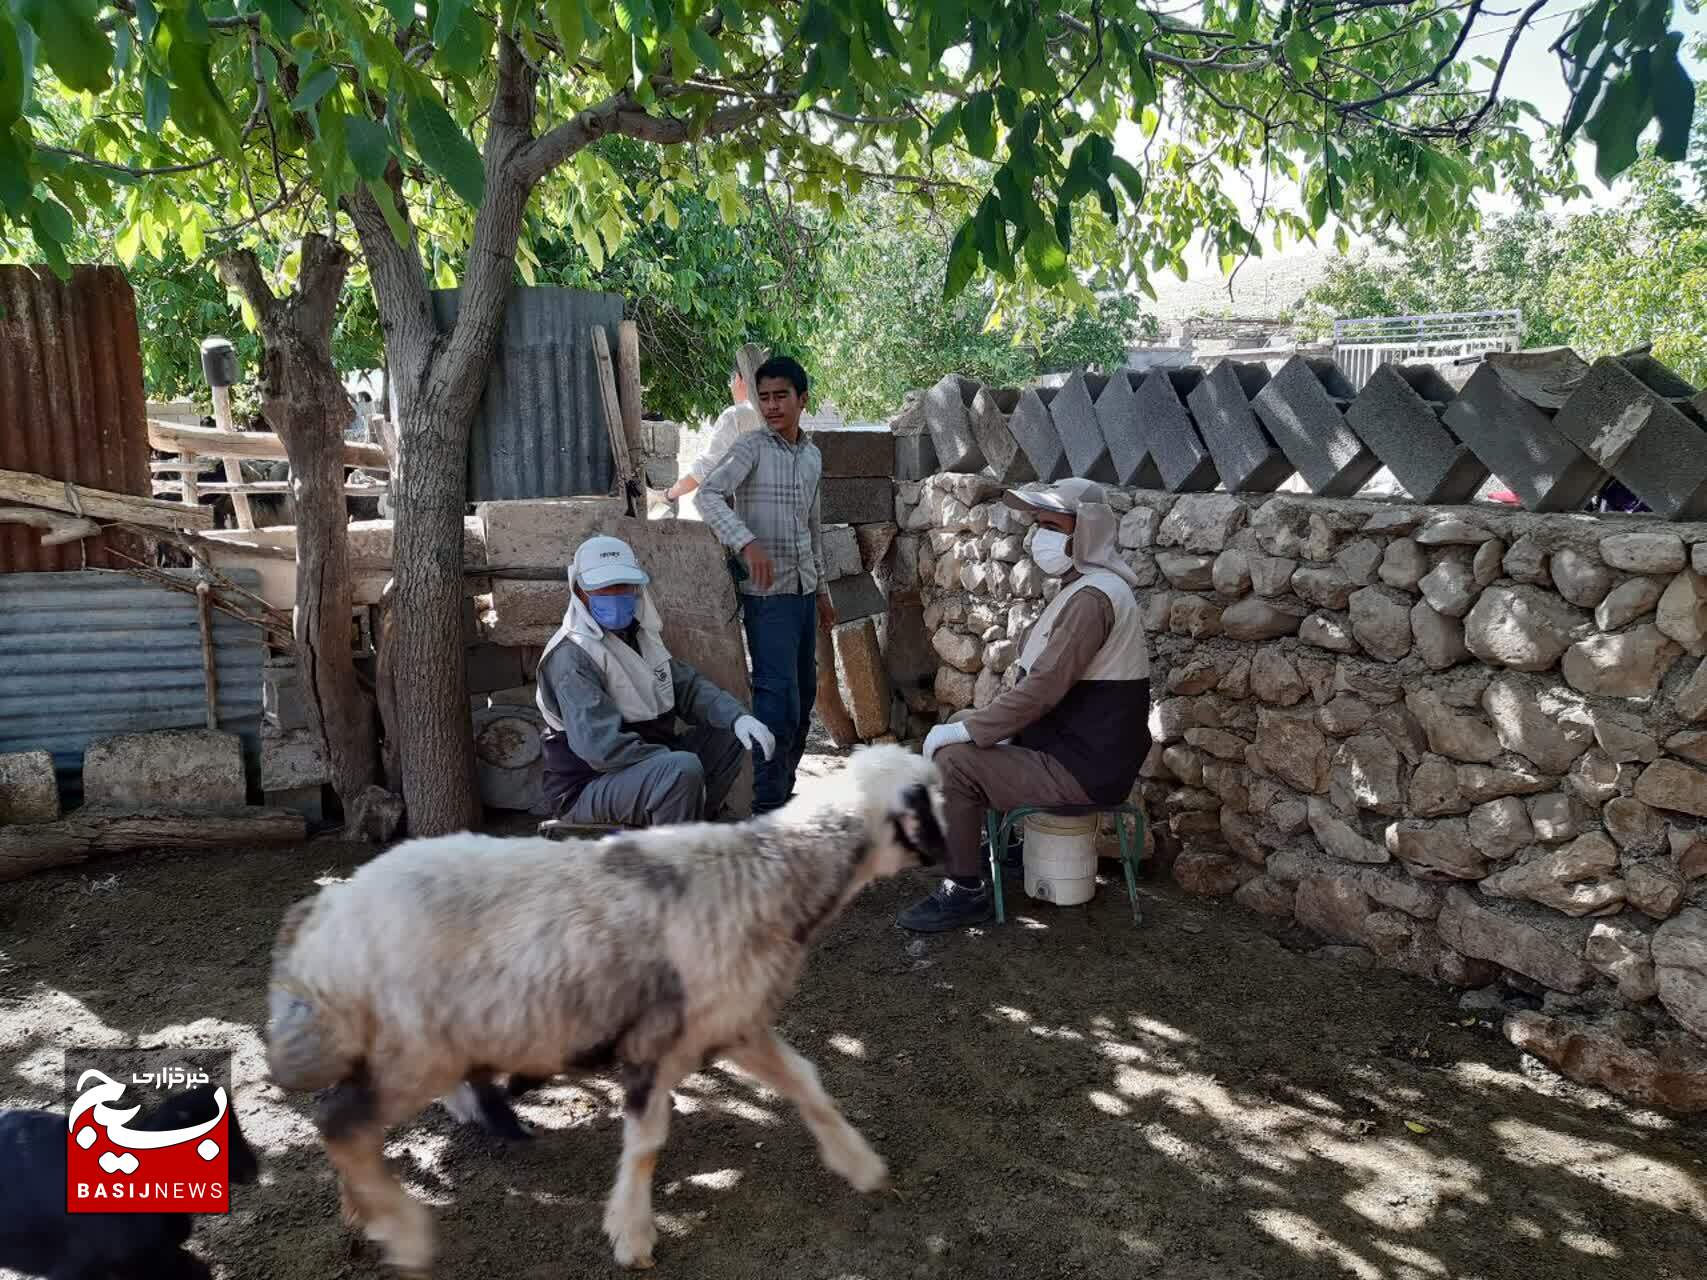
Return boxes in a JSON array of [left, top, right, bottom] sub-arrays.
[[892, 782, 946, 865]]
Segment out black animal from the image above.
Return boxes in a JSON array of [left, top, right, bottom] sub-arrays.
[[0, 1083, 260, 1279]]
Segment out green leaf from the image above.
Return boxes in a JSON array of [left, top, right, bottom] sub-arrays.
[[179, 213, 205, 261], [1561, 52, 1612, 144], [0, 7, 26, 127], [433, 0, 468, 47], [347, 115, 391, 180], [927, 105, 960, 152], [687, 25, 722, 71], [291, 63, 340, 114], [30, 204, 72, 278], [1023, 223, 1067, 285], [18, 0, 111, 95], [613, 0, 653, 36], [1648, 35, 1693, 163], [143, 70, 170, 133], [944, 216, 978, 300], [545, 0, 590, 59], [406, 91, 486, 207], [1583, 62, 1648, 183], [136, 0, 159, 43], [365, 176, 412, 248], [962, 90, 995, 159], [0, 133, 29, 215], [1287, 28, 1322, 78], [384, 0, 417, 28], [114, 217, 143, 268], [258, 0, 308, 40], [440, 6, 485, 77], [1108, 155, 1144, 207]]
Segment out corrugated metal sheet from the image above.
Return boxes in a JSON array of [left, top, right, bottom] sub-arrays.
[[431, 284, 623, 502], [0, 265, 152, 573], [0, 569, 265, 799]]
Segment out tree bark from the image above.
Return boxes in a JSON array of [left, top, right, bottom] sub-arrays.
[[217, 238, 379, 821]]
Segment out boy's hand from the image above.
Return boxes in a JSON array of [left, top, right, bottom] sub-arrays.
[[742, 541, 776, 590]]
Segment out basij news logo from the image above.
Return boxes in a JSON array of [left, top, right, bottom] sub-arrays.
[[63, 1047, 236, 1214]]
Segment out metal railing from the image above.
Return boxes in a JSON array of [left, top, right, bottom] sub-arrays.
[[1333, 309, 1522, 390]]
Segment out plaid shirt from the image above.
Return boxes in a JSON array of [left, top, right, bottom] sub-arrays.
[[696, 426, 826, 597]]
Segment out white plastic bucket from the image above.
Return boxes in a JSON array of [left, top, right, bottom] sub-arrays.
[[1022, 811, 1099, 906]]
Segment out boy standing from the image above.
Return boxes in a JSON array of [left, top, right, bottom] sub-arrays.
[[696, 356, 836, 813]]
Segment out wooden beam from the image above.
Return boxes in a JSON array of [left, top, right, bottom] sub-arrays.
[[0, 505, 101, 546], [0, 807, 307, 882], [147, 419, 390, 470], [618, 318, 645, 461], [0, 467, 213, 530], [209, 384, 256, 530], [592, 326, 642, 519], [153, 480, 388, 496]]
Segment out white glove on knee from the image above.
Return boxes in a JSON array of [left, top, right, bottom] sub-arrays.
[[922, 720, 972, 761], [734, 715, 775, 761]]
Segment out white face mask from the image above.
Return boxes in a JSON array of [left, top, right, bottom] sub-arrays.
[[1032, 528, 1073, 576]]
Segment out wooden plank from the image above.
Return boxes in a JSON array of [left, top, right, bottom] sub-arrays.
[[0, 807, 307, 881], [618, 318, 645, 461], [0, 466, 213, 530], [153, 480, 388, 496], [147, 419, 389, 470], [0, 505, 101, 546], [209, 384, 256, 530], [152, 459, 219, 473], [592, 326, 640, 517]]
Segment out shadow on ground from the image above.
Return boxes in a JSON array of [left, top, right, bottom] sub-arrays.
[[2, 748, 1704, 1280]]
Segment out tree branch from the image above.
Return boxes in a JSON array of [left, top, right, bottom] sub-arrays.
[[214, 248, 279, 328]]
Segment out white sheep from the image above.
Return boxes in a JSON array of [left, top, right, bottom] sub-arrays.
[[265, 743, 946, 1273]]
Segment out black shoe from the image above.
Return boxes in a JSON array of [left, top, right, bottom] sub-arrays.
[[896, 879, 993, 932]]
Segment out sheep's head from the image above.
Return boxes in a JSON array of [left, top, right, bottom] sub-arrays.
[[845, 743, 947, 878]]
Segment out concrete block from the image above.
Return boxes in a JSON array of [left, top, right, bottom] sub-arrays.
[[1552, 354, 1707, 520], [1253, 356, 1381, 497], [814, 427, 895, 478], [830, 571, 887, 622], [261, 665, 310, 731], [1008, 386, 1069, 481], [834, 617, 892, 739], [823, 524, 862, 580], [822, 477, 894, 525], [1049, 372, 1119, 481], [644, 457, 678, 489], [856, 522, 898, 572], [970, 386, 1035, 484], [1187, 360, 1293, 492], [895, 432, 939, 482], [922, 374, 987, 472], [1093, 371, 1165, 488], [475, 497, 627, 568], [878, 599, 936, 687], [642, 419, 681, 456], [466, 642, 527, 694], [473, 704, 547, 813], [0, 749, 60, 824], [84, 729, 246, 810], [1134, 368, 1218, 492], [1344, 363, 1487, 504], [260, 726, 330, 791], [1440, 349, 1608, 512], [265, 785, 325, 825]]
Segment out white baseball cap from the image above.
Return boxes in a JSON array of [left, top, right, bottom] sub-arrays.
[[572, 535, 650, 590], [1002, 477, 1107, 514]]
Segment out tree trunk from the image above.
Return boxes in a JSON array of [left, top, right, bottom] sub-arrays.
[[218, 240, 379, 820]]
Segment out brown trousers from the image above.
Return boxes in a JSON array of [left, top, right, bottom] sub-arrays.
[[933, 742, 1092, 879]]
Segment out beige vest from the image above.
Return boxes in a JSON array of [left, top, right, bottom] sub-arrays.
[[1018, 570, 1149, 681], [535, 592, 675, 731]]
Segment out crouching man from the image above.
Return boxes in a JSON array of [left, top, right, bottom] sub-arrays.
[[537, 534, 776, 826], [898, 479, 1152, 931]]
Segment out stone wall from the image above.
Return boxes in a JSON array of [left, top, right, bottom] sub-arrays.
[[901, 476, 1707, 1111]]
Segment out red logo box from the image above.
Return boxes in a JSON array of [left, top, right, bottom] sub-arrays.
[[63, 1050, 234, 1215]]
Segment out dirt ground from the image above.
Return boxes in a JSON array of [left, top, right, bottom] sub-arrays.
[[4, 746, 1706, 1280]]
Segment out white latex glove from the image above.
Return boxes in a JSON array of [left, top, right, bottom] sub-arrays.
[[734, 715, 775, 761], [922, 720, 972, 761]]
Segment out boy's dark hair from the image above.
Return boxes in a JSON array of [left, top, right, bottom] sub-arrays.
[[753, 355, 809, 397]]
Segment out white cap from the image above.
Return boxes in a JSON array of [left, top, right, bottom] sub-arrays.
[[572, 535, 650, 590], [1002, 477, 1107, 515]]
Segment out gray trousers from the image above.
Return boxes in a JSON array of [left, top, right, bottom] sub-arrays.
[[559, 724, 745, 827]]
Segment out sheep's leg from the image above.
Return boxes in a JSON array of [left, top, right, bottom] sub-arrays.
[[726, 1032, 889, 1193], [602, 1062, 686, 1270], [324, 1127, 434, 1275]]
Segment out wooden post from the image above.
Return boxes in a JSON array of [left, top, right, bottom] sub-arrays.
[[617, 318, 645, 462], [591, 326, 642, 518], [180, 450, 201, 507], [208, 385, 256, 529], [195, 581, 220, 729]]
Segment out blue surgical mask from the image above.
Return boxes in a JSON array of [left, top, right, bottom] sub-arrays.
[[587, 592, 638, 631]]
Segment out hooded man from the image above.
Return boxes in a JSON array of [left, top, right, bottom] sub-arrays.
[[536, 534, 776, 827], [897, 478, 1152, 932]]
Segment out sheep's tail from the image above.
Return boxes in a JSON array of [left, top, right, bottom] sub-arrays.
[[265, 896, 350, 1093]]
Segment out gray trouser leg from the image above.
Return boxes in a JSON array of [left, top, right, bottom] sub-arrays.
[[679, 725, 746, 820], [562, 750, 707, 827]]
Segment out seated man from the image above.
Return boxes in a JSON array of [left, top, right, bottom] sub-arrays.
[[536, 534, 775, 827], [898, 478, 1152, 932]]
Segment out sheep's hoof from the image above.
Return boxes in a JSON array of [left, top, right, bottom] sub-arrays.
[[607, 1218, 658, 1270]]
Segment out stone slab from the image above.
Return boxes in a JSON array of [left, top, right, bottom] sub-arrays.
[[922, 374, 987, 473], [1551, 355, 1707, 521], [1008, 386, 1070, 481], [1134, 368, 1218, 492], [1440, 350, 1607, 513], [1252, 356, 1381, 497], [259, 726, 330, 791], [1093, 371, 1165, 487], [0, 750, 60, 824], [894, 432, 939, 482], [830, 571, 887, 622], [83, 729, 246, 811], [1343, 363, 1487, 504], [822, 524, 863, 580], [1050, 372, 1119, 481], [475, 497, 626, 568], [1186, 360, 1294, 492], [262, 665, 311, 731], [264, 784, 324, 825], [970, 386, 1035, 485], [878, 598, 936, 688], [821, 477, 895, 525], [466, 642, 528, 695], [833, 617, 892, 739], [813, 427, 896, 479]]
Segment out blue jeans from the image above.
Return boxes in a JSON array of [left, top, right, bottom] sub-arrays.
[[741, 591, 818, 813]]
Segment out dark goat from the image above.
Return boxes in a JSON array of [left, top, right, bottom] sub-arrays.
[[0, 1083, 259, 1279]]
